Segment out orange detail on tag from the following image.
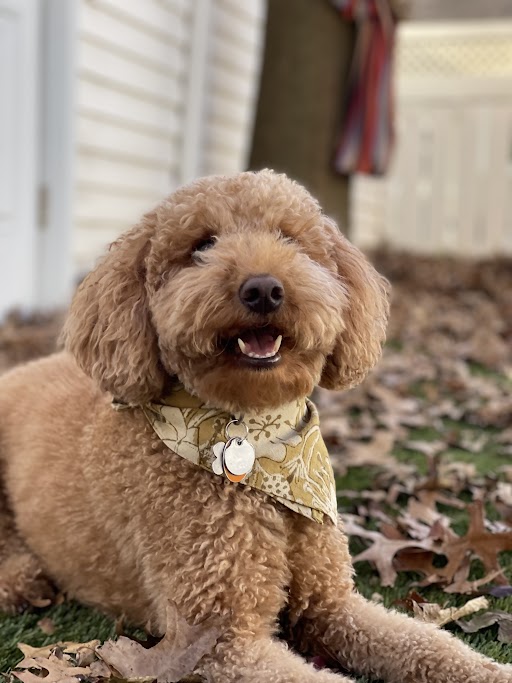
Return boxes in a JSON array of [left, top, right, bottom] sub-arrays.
[[224, 468, 246, 483]]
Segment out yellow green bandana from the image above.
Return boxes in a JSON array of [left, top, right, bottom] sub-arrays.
[[140, 385, 338, 525]]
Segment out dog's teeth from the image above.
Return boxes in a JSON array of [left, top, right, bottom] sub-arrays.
[[237, 335, 282, 360]]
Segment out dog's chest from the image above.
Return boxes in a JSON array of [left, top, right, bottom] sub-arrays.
[[85, 414, 351, 626]]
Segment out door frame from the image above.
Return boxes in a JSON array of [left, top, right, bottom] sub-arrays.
[[0, 0, 40, 319], [35, 0, 78, 312]]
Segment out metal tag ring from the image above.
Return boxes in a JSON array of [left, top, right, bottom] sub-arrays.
[[225, 419, 249, 441]]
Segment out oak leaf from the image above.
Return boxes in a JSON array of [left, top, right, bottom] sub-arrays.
[[456, 610, 512, 643], [343, 517, 434, 587], [17, 641, 101, 664], [435, 501, 512, 588], [97, 601, 222, 683], [14, 653, 93, 683]]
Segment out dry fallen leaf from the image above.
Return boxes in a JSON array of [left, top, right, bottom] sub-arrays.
[[404, 494, 452, 529], [412, 596, 489, 627], [393, 547, 439, 582], [403, 440, 446, 458], [97, 601, 222, 683], [456, 610, 512, 643], [14, 653, 92, 683], [444, 569, 506, 596], [436, 501, 512, 589], [17, 641, 101, 662], [490, 482, 512, 524], [343, 517, 434, 587], [339, 430, 396, 469]]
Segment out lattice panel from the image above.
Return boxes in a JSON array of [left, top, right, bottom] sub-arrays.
[[398, 22, 512, 78]]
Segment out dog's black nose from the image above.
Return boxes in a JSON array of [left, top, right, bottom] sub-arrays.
[[239, 275, 284, 315]]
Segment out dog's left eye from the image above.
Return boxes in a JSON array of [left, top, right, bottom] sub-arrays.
[[193, 236, 216, 255]]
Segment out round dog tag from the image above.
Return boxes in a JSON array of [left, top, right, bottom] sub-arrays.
[[223, 438, 255, 477]]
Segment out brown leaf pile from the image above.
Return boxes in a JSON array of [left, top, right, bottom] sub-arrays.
[[0, 311, 63, 375], [13, 602, 220, 683], [316, 251, 512, 604]]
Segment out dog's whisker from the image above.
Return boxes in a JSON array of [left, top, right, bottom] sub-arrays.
[[211, 342, 228, 358]]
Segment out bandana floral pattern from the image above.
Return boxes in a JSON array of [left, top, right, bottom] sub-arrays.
[[141, 385, 338, 525]]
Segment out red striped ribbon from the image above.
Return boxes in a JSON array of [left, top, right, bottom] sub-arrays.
[[332, 0, 397, 175]]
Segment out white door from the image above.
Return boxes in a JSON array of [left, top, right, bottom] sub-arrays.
[[0, 0, 39, 319]]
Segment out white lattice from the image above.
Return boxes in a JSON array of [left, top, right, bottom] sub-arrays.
[[398, 22, 512, 78]]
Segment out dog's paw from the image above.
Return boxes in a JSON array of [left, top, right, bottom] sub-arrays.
[[0, 555, 56, 615]]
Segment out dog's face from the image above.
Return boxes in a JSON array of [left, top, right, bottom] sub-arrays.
[[64, 171, 389, 412]]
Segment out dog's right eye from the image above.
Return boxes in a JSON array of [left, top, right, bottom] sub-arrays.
[[192, 236, 216, 256]]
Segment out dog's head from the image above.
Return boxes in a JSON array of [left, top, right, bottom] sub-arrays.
[[63, 171, 389, 412]]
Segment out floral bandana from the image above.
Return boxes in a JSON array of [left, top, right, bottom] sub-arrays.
[[139, 384, 338, 525]]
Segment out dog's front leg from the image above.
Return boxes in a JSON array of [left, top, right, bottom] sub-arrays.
[[198, 636, 355, 683], [290, 521, 512, 683]]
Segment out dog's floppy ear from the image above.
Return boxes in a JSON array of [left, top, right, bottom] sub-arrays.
[[62, 212, 165, 404], [319, 217, 390, 391]]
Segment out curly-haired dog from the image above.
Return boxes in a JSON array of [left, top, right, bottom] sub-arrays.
[[0, 171, 510, 682]]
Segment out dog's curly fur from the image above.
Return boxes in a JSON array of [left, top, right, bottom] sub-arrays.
[[0, 171, 510, 682]]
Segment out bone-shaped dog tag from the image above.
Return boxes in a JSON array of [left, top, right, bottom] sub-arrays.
[[211, 442, 225, 476]]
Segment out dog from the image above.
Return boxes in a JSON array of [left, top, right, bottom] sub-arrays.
[[0, 171, 510, 682]]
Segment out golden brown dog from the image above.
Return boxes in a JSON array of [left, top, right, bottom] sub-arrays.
[[0, 171, 510, 682]]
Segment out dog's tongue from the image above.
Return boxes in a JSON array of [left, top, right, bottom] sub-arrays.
[[240, 329, 276, 356]]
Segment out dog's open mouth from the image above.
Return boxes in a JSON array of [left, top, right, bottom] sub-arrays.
[[226, 326, 283, 369]]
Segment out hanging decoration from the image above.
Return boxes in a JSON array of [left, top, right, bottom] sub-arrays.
[[332, 0, 405, 176]]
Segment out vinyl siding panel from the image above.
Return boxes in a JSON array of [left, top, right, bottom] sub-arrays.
[[73, 0, 190, 273], [80, 3, 188, 76], [201, 0, 266, 176], [76, 156, 176, 197], [73, 0, 266, 274]]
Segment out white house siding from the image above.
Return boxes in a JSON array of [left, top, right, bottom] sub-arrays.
[[73, 0, 192, 273], [351, 20, 512, 257], [73, 0, 266, 275], [201, 0, 267, 176]]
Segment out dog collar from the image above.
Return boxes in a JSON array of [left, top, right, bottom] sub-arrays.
[[138, 384, 338, 525]]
